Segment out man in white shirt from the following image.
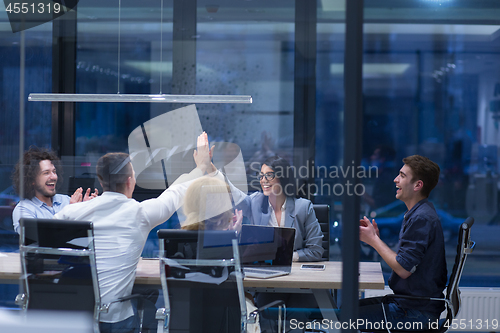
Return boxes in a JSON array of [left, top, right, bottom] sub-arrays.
[[55, 134, 212, 333]]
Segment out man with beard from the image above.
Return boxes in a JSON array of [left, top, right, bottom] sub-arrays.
[[12, 146, 97, 233]]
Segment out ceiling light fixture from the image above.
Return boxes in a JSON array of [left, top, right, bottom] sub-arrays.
[[28, 94, 252, 104], [29, 0, 251, 105]]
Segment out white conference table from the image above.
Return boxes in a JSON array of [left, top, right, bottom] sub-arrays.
[[136, 258, 385, 289]]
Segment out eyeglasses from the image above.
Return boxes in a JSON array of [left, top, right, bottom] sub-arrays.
[[258, 172, 276, 181]]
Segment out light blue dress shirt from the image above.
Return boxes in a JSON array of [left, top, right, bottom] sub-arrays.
[[12, 194, 71, 233]]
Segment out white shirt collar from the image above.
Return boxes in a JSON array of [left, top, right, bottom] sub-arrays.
[[268, 199, 286, 227]]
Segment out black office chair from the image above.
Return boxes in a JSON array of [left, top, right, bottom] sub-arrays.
[[313, 204, 330, 261], [16, 218, 148, 333], [156, 229, 286, 333], [253, 205, 331, 331], [16, 218, 101, 333], [360, 217, 476, 333]]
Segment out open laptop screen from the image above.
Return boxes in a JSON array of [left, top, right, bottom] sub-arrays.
[[239, 225, 295, 268], [197, 230, 238, 259]]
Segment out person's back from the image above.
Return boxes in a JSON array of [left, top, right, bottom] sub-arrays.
[[56, 192, 151, 322], [55, 141, 212, 332]]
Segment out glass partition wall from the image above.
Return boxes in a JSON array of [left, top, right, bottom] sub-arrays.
[[73, 0, 302, 253], [357, 1, 500, 287], [1, 0, 500, 311], [0, 10, 53, 308]]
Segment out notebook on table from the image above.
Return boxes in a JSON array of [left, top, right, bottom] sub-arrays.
[[239, 225, 296, 279]]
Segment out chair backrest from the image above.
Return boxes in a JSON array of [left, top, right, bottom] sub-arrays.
[[313, 204, 330, 261], [157, 229, 199, 259], [157, 229, 237, 259], [445, 217, 475, 320], [157, 230, 246, 333], [22, 218, 93, 249], [18, 218, 100, 331]]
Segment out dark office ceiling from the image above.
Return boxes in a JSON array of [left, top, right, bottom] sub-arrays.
[[3, 1, 500, 44], [2, 1, 500, 83], [72, 0, 500, 24], [68, 0, 500, 24]]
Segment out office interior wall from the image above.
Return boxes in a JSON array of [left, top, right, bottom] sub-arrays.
[[0, 11, 53, 308], [344, 2, 500, 288]]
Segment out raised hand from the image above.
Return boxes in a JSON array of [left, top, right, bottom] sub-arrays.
[[193, 132, 214, 173], [83, 188, 99, 201], [231, 209, 243, 233]]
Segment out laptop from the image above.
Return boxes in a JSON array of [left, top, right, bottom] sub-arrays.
[[239, 225, 296, 279], [197, 230, 239, 259], [156, 226, 295, 279]]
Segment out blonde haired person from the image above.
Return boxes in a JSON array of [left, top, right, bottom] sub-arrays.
[[181, 176, 242, 232], [180, 176, 259, 333]]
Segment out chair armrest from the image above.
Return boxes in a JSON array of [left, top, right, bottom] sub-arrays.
[[465, 241, 475, 254], [117, 293, 144, 302], [156, 307, 169, 320], [248, 300, 286, 325], [379, 294, 454, 332], [100, 294, 144, 313], [381, 294, 447, 303], [156, 307, 170, 333], [381, 294, 453, 321], [15, 293, 26, 307], [255, 300, 285, 313]]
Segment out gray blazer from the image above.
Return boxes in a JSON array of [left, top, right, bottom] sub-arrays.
[[234, 190, 324, 262]]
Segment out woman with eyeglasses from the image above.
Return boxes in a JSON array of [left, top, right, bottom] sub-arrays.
[[235, 155, 324, 262], [194, 129, 324, 320], [227, 154, 324, 322], [194, 131, 323, 261]]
